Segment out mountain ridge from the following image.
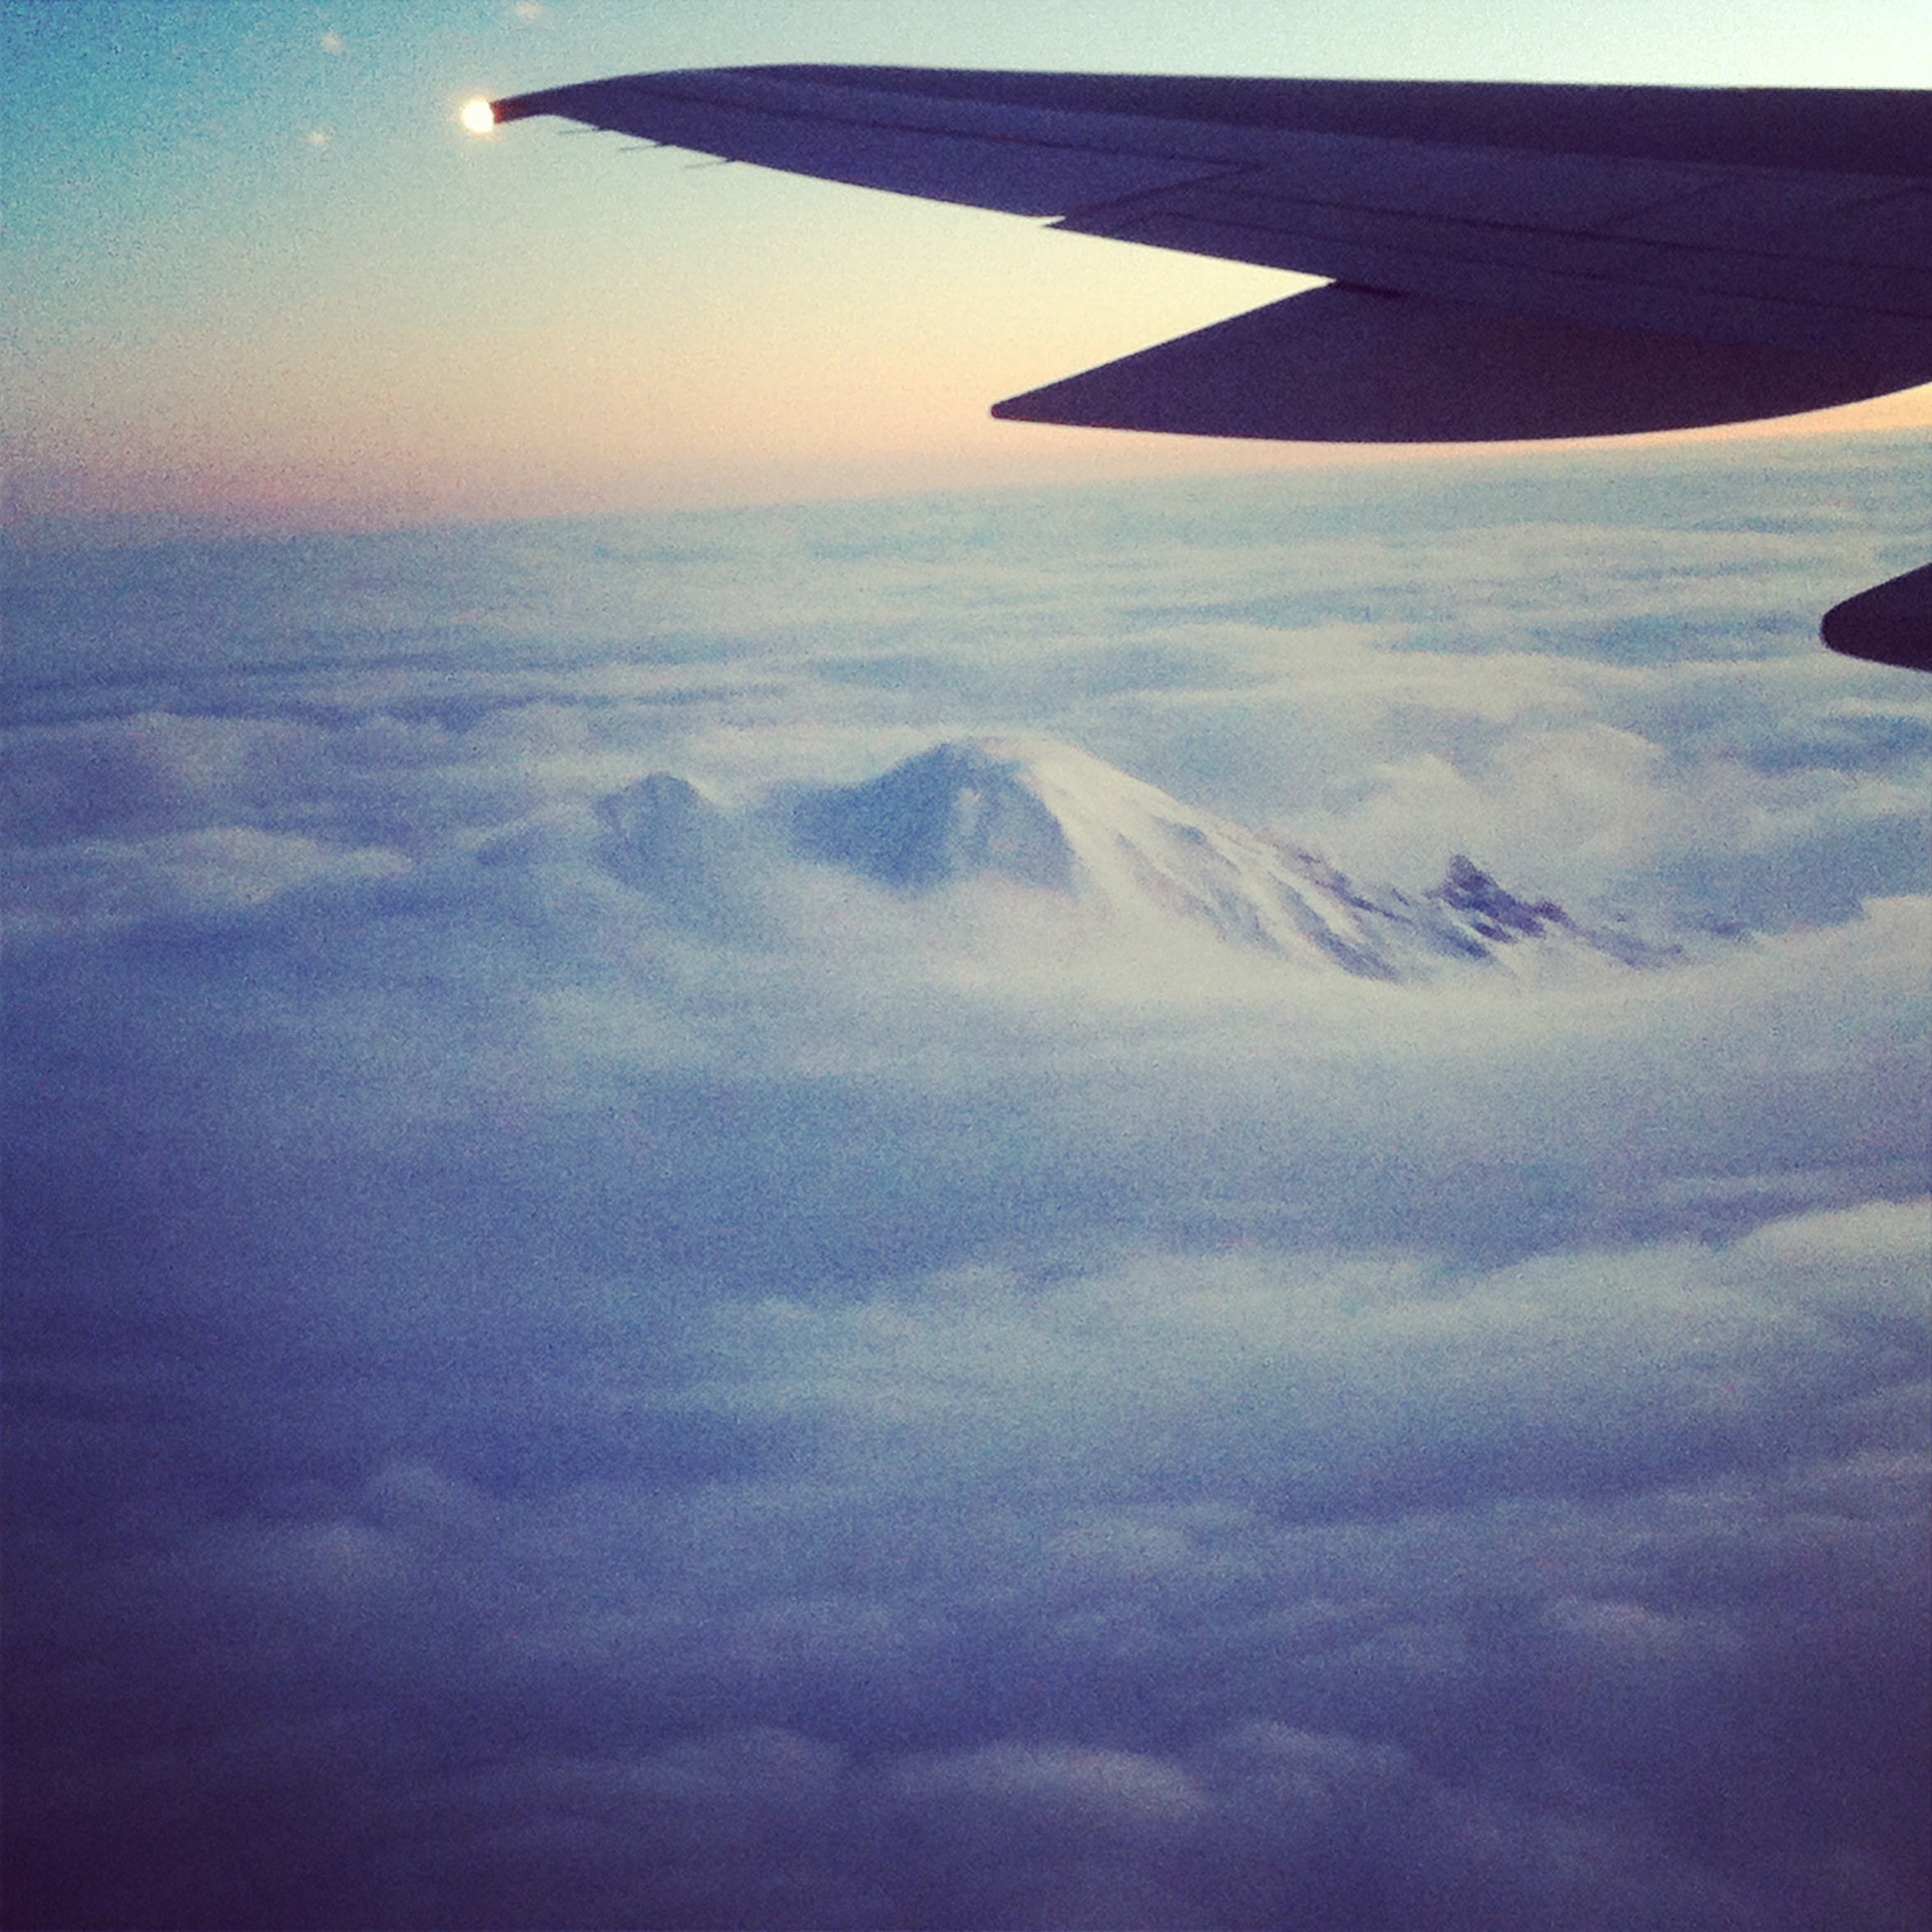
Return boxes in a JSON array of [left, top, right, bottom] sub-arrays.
[[595, 736, 1681, 981]]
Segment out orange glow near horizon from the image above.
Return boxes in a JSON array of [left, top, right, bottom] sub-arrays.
[[8, 288, 1928, 542]]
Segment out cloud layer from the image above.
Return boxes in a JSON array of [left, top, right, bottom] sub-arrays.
[[4, 440, 1927, 1928]]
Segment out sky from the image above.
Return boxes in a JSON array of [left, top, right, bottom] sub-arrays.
[[6, 0, 1932, 536]]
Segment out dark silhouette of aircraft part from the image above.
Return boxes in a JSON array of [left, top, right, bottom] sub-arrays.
[[1822, 561, 1932, 671], [989, 286, 1916, 440], [487, 66, 1932, 670]]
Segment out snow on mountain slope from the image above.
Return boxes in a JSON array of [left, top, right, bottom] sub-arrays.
[[596, 737, 1681, 982]]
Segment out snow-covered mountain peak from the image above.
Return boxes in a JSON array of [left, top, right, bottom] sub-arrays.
[[594, 737, 1680, 982], [787, 738, 1078, 892]]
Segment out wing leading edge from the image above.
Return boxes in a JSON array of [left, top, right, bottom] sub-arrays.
[[489, 65, 1932, 669]]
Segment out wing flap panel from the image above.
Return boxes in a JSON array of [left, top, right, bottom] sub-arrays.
[[1601, 180, 1932, 267], [1123, 130, 1726, 230], [1061, 193, 1932, 364], [990, 285, 1931, 441]]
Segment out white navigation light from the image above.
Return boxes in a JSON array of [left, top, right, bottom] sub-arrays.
[[461, 98, 496, 135]]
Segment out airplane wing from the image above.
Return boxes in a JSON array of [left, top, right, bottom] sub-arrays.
[[488, 66, 1932, 669]]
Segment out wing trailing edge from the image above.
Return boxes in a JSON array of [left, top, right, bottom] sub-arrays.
[[489, 64, 1932, 667], [991, 285, 1926, 441]]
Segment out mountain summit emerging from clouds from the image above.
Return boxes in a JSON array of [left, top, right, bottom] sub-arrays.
[[599, 737, 1674, 981]]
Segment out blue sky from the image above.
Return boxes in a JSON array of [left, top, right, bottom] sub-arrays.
[[7, 0, 1931, 534]]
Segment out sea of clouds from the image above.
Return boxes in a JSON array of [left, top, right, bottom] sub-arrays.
[[4, 433, 1927, 1929]]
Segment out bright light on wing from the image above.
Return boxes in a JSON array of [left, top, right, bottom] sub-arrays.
[[461, 98, 497, 135]]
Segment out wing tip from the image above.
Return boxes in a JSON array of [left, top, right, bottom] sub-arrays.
[[488, 87, 570, 124]]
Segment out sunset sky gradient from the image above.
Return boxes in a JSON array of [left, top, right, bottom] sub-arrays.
[[7, 0, 1932, 539]]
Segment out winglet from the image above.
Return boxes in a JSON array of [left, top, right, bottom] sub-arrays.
[[1821, 563, 1932, 672]]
